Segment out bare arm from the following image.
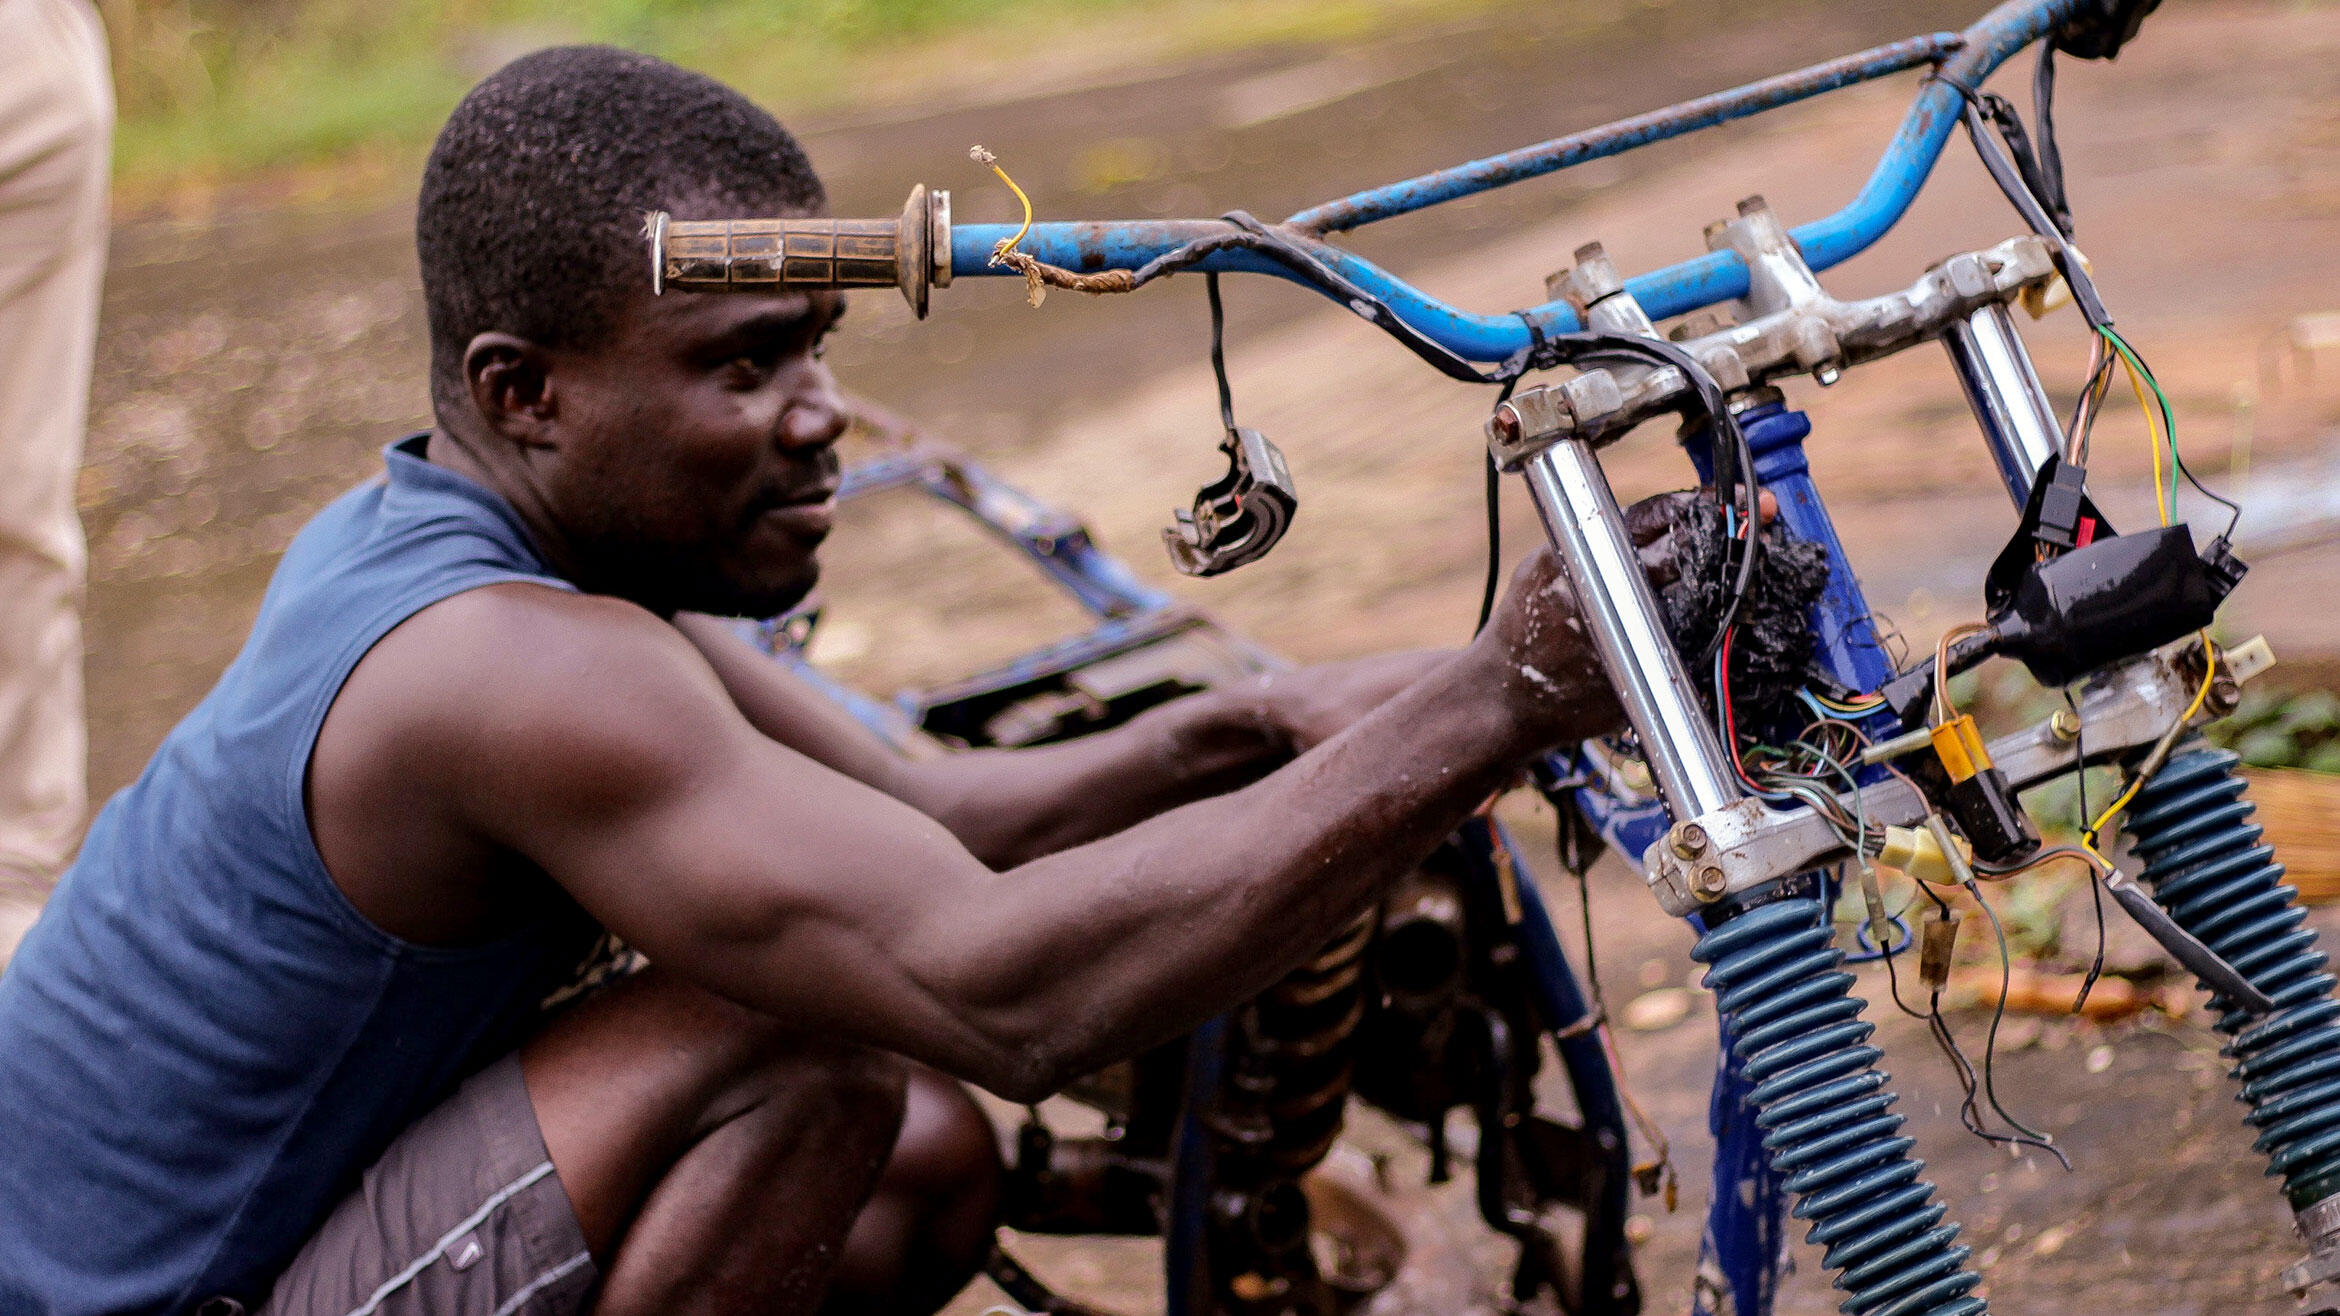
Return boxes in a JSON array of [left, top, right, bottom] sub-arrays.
[[672, 613, 1441, 866], [380, 556, 1609, 1102]]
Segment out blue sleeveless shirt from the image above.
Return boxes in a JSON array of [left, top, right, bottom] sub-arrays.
[[0, 438, 603, 1315]]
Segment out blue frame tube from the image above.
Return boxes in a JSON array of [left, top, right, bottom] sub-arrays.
[[1283, 33, 1961, 235], [949, 0, 2086, 364]]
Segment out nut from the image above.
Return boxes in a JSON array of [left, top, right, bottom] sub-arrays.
[[2050, 708, 2082, 742]]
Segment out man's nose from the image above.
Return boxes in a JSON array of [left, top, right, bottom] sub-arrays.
[[779, 369, 848, 451]]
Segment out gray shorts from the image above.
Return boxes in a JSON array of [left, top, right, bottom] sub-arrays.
[[239, 1054, 600, 1316]]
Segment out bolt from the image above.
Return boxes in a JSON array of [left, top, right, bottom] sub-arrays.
[[1671, 824, 1710, 859], [1574, 240, 1608, 264], [1703, 218, 1732, 245], [1488, 404, 1522, 449], [2210, 676, 2244, 715], [1812, 364, 1842, 387], [1693, 865, 1730, 899], [1737, 194, 1770, 217], [2050, 708, 2082, 742]]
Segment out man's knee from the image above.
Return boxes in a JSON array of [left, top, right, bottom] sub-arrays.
[[768, 1036, 910, 1146], [711, 1017, 909, 1159], [570, 968, 908, 1140]]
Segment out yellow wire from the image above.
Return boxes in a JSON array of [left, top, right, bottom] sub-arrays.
[[970, 146, 1035, 252], [2113, 346, 2170, 527], [2080, 633, 2218, 862]]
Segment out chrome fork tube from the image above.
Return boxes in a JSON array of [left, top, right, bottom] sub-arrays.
[[1523, 440, 1742, 823], [1942, 303, 2063, 503]]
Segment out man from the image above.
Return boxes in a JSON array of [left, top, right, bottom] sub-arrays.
[[0, 0, 110, 962], [0, 46, 1648, 1316]]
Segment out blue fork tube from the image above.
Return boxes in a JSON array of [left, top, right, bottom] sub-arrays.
[[1682, 401, 1898, 698], [1681, 402, 1904, 1316]]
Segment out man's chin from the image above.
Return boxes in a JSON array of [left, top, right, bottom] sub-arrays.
[[673, 564, 819, 621]]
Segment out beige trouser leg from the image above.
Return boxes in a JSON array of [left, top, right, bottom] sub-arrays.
[[0, 0, 110, 961]]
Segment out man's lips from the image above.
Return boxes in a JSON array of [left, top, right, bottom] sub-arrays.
[[758, 487, 838, 537]]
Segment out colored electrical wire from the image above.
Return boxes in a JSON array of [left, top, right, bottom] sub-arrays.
[[2080, 634, 2218, 862], [2101, 326, 2174, 524], [1964, 872, 2074, 1170], [971, 146, 1036, 253], [1932, 621, 1992, 723], [2058, 690, 2111, 1016], [2101, 326, 2244, 538]]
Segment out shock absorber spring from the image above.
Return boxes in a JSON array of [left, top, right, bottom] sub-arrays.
[[2121, 745, 2340, 1291], [1694, 898, 1989, 1316]]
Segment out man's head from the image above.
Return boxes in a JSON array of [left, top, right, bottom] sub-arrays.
[[417, 46, 847, 618]]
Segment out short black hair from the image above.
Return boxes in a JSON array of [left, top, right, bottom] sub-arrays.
[[416, 45, 824, 414]]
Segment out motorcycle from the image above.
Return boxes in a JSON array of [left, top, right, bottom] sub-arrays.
[[670, 2, 2340, 1312]]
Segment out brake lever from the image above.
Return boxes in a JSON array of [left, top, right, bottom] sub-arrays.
[[1162, 426, 1297, 577]]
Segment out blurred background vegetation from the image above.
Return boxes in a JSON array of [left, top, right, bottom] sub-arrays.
[[95, 0, 1512, 211]]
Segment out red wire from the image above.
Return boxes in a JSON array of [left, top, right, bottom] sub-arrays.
[[1717, 625, 1767, 792]]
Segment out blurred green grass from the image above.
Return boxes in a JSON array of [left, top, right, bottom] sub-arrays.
[[100, 0, 1510, 210]]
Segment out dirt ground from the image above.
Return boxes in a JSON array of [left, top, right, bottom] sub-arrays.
[[72, 1, 2340, 1313]]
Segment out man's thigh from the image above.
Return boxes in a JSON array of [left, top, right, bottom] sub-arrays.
[[252, 1054, 597, 1316]]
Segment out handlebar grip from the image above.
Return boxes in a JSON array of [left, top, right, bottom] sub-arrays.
[[649, 183, 950, 318]]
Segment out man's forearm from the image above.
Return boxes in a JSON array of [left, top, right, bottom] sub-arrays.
[[900, 643, 1584, 1098], [671, 612, 1290, 867], [898, 685, 1288, 867]]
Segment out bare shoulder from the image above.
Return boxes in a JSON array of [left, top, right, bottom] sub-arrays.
[[317, 582, 758, 840]]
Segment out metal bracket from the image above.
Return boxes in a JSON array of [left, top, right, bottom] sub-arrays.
[[1487, 220, 2058, 467], [1636, 635, 2274, 916]]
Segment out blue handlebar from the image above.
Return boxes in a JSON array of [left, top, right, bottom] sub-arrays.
[[947, 0, 2085, 365]]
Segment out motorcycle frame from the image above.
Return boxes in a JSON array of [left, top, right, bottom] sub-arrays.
[[770, 2, 2139, 1310]]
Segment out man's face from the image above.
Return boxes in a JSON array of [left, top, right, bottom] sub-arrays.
[[536, 280, 849, 618]]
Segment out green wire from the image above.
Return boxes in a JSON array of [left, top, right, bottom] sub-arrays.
[[2099, 325, 2180, 515]]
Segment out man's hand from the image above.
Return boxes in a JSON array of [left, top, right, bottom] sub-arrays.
[[1248, 488, 1746, 757], [1467, 489, 1724, 743]]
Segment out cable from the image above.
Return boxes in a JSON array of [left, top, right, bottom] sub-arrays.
[[1204, 274, 1235, 431], [1939, 77, 2110, 328], [1933, 78, 2246, 540], [2082, 635, 2217, 857], [1556, 821, 1675, 1205], [2066, 333, 2113, 465], [1932, 621, 1992, 723], [2109, 337, 2171, 525], [2031, 44, 2073, 234], [2101, 326, 2244, 538], [973, 146, 1036, 251], [2066, 689, 2110, 1016], [1502, 329, 1761, 665], [1966, 872, 2075, 1169], [1475, 377, 1520, 638]]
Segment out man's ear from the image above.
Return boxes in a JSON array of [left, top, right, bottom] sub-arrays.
[[464, 332, 559, 447]]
